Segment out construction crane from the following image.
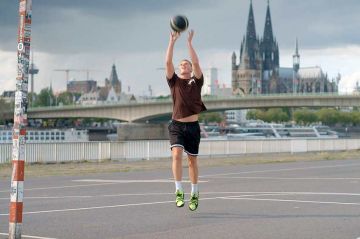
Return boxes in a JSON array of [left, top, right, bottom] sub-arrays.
[[53, 69, 103, 85], [53, 69, 81, 85]]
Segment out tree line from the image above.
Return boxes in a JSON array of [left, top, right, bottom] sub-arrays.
[[2, 87, 359, 127], [198, 108, 360, 126], [28, 87, 80, 107], [246, 108, 360, 126]]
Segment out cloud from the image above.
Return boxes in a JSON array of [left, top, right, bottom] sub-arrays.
[[339, 72, 360, 94], [0, 0, 215, 53], [0, 51, 17, 91], [1, 0, 359, 96], [1, 0, 360, 53]]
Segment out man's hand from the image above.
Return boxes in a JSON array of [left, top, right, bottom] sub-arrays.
[[187, 29, 194, 45], [170, 31, 180, 44]]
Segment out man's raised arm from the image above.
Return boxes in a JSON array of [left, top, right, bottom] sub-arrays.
[[166, 31, 180, 79], [187, 30, 202, 79]]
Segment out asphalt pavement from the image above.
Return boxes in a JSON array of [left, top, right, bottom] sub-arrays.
[[1, 158, 360, 239]]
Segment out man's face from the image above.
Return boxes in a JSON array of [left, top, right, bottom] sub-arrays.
[[179, 60, 192, 74]]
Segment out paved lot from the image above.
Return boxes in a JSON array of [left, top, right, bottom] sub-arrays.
[[1, 158, 360, 239]]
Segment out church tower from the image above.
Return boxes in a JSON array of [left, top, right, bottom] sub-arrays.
[[260, 0, 279, 93], [232, 0, 262, 95], [106, 64, 122, 94]]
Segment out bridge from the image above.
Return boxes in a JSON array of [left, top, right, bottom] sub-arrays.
[[18, 93, 360, 122]]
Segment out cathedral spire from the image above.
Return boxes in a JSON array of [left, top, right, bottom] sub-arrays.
[[263, 0, 273, 42], [260, 0, 279, 72], [241, 0, 258, 69], [245, 0, 257, 44]]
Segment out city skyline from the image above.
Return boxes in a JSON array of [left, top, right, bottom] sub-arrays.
[[0, 0, 359, 96]]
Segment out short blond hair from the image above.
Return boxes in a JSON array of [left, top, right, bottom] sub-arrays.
[[180, 59, 192, 67]]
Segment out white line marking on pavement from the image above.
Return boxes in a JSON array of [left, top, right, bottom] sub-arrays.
[[1, 191, 360, 201], [0, 182, 119, 193], [221, 196, 360, 206], [0, 194, 279, 216], [1, 192, 359, 217], [0, 200, 175, 216], [211, 176, 360, 180], [0, 163, 357, 193], [0, 192, 173, 200], [0, 232, 57, 239], [72, 179, 208, 183], [200, 163, 360, 178], [0, 179, 208, 194], [0, 192, 282, 201]]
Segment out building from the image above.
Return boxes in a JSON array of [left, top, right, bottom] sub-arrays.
[[67, 80, 97, 94], [202, 67, 219, 95], [78, 64, 135, 105], [1, 91, 16, 103], [0, 128, 88, 143], [232, 1, 339, 95], [353, 81, 360, 94], [225, 110, 247, 124], [105, 64, 122, 94]]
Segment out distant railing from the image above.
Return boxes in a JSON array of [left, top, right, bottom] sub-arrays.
[[27, 92, 358, 111], [1, 138, 360, 164]]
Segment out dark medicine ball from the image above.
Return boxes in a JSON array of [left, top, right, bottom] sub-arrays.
[[170, 15, 189, 32]]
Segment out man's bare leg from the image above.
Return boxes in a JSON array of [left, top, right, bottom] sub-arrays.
[[188, 154, 199, 211], [172, 147, 185, 207], [172, 147, 183, 182], [187, 155, 198, 184]]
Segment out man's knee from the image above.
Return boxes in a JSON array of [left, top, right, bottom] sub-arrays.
[[172, 147, 183, 160], [187, 156, 197, 167]]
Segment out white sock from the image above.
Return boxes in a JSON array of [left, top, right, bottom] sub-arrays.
[[191, 183, 199, 195], [175, 181, 183, 192]]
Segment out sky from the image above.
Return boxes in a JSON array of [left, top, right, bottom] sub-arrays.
[[0, 0, 359, 96]]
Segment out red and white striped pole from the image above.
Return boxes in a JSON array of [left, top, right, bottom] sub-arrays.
[[9, 0, 32, 238]]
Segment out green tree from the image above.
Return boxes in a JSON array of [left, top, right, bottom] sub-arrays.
[[294, 109, 318, 125], [156, 95, 170, 100], [0, 98, 14, 124], [338, 111, 352, 126], [57, 92, 74, 105], [267, 108, 290, 123], [350, 111, 360, 126], [247, 108, 289, 123], [27, 92, 37, 107], [317, 108, 339, 126], [34, 87, 55, 107], [246, 110, 257, 120], [255, 110, 267, 122]]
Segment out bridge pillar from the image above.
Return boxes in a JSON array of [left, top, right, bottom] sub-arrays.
[[117, 123, 169, 140]]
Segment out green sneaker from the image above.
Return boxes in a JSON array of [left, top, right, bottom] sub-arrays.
[[175, 190, 185, 207], [189, 192, 199, 211]]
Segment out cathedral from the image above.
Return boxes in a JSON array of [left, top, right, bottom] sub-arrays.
[[232, 0, 339, 95]]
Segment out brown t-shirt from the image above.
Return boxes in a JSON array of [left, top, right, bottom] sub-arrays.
[[167, 73, 207, 119]]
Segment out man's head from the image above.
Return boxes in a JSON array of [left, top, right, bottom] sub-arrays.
[[179, 59, 192, 75]]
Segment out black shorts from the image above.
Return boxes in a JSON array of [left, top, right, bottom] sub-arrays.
[[168, 120, 201, 156]]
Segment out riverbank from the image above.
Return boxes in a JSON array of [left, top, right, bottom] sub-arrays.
[[1, 150, 359, 179]]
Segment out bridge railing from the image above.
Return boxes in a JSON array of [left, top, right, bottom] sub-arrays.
[[1, 138, 360, 164], [27, 92, 358, 111]]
